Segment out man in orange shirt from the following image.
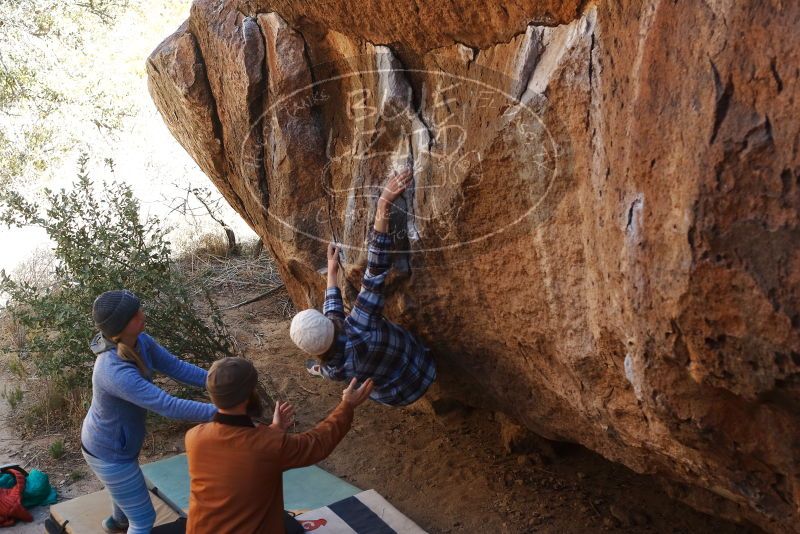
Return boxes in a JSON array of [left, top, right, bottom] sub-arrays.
[[185, 357, 373, 534]]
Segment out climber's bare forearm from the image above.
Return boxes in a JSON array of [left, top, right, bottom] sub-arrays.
[[327, 263, 339, 289], [326, 242, 340, 289], [375, 169, 412, 233], [374, 197, 391, 234]]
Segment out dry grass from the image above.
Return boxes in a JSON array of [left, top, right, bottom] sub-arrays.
[[8, 375, 91, 438], [0, 341, 91, 439], [176, 237, 295, 318], [0, 309, 26, 357], [187, 231, 233, 259]]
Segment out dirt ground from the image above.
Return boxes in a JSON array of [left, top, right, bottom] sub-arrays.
[[0, 283, 760, 533], [221, 293, 758, 534]]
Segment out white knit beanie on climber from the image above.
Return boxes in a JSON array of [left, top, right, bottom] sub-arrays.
[[290, 309, 335, 356]]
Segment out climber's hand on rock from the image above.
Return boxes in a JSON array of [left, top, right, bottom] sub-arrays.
[[380, 169, 413, 204], [327, 242, 340, 269]]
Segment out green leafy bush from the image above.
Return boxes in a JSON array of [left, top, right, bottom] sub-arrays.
[[0, 155, 232, 389]]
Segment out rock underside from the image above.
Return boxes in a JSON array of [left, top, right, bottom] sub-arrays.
[[147, 1, 800, 531]]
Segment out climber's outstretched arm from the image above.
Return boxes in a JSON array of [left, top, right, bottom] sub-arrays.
[[348, 169, 414, 330], [321, 242, 346, 380]]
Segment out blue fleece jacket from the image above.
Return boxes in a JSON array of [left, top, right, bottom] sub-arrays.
[[80, 332, 216, 462]]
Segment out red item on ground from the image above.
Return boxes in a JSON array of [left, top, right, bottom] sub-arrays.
[[0, 467, 33, 527]]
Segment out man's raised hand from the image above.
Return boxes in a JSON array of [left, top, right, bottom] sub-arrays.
[[271, 401, 295, 431], [341, 377, 374, 408]]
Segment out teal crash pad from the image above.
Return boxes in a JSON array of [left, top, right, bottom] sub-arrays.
[[283, 463, 360, 512], [141, 455, 191, 514], [141, 453, 360, 513]]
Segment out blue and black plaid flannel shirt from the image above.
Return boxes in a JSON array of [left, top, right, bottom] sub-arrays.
[[321, 230, 436, 406]]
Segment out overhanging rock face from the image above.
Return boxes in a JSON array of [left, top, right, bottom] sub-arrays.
[[147, 1, 800, 531]]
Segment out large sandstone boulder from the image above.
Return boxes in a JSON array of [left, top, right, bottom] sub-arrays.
[[147, 1, 800, 531]]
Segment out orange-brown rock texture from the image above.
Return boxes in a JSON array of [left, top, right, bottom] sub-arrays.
[[147, 1, 800, 531]]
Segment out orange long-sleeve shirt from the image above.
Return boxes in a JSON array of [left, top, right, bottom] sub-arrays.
[[185, 401, 354, 534]]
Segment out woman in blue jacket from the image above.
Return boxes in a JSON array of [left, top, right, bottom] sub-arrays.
[[80, 290, 217, 533]]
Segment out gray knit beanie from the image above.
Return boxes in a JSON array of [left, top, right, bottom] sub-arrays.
[[92, 290, 141, 338]]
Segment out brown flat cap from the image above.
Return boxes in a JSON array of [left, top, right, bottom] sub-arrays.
[[206, 357, 258, 409]]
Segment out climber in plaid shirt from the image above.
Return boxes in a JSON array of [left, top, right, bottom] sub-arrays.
[[289, 170, 436, 406]]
